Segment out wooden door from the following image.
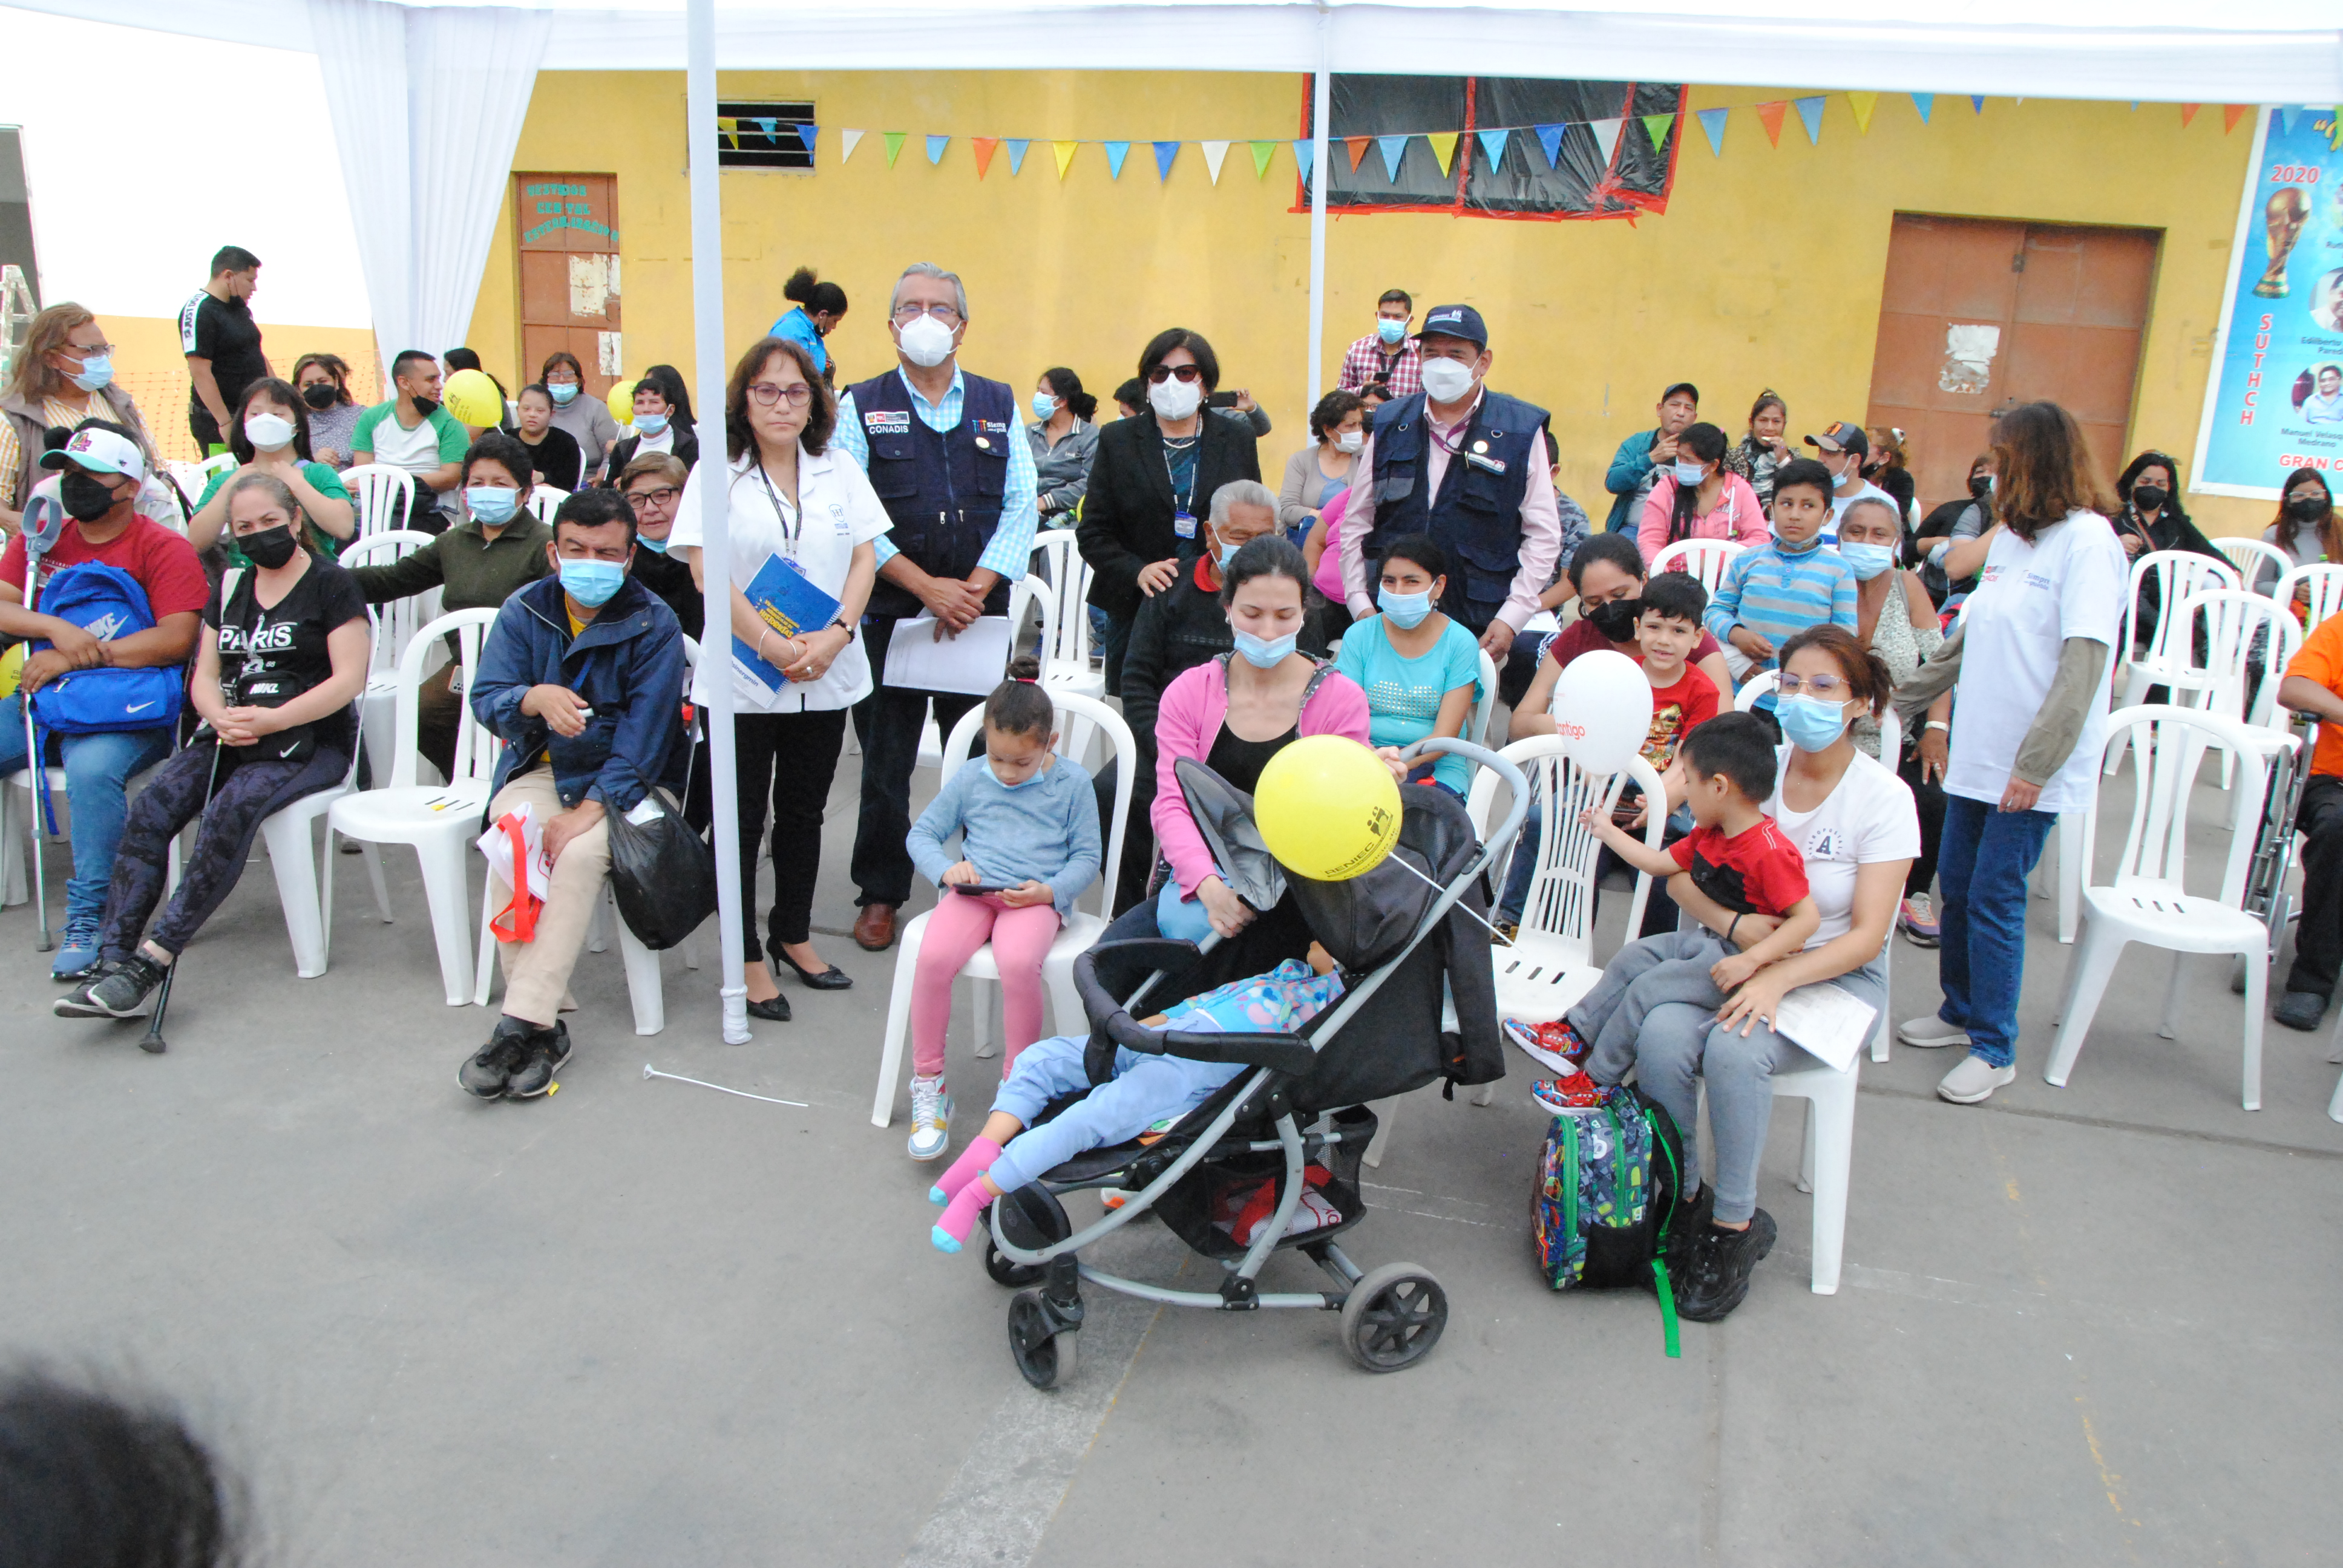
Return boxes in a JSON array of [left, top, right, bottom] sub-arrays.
[[514, 174, 621, 397], [1867, 215, 2160, 513]]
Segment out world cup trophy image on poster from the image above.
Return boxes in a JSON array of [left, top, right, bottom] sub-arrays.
[[2254, 187, 2309, 298]]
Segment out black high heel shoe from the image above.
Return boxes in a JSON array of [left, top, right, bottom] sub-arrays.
[[775, 948, 853, 991], [747, 993, 792, 1022]]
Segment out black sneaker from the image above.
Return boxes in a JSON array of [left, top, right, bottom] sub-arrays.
[[52, 962, 123, 1019], [77, 954, 169, 1019], [1662, 1181, 1715, 1284], [1676, 1209, 1777, 1324], [2274, 990, 2330, 1032], [458, 1017, 534, 1099], [504, 1021, 574, 1099]]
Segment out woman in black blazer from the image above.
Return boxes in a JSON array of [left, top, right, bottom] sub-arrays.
[[1075, 328, 1262, 696]]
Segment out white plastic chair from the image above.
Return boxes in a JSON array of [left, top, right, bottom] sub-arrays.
[[2105, 550, 2240, 776], [2046, 705, 2292, 1110], [1769, 1047, 1859, 1294], [1029, 531, 1099, 694], [0, 759, 180, 912], [337, 529, 441, 787], [2215, 536, 2293, 598], [343, 463, 419, 540], [321, 608, 503, 1005], [526, 485, 568, 524], [1734, 668, 1777, 712], [256, 745, 365, 978], [194, 452, 238, 488], [871, 691, 1136, 1128], [2161, 588, 2305, 789], [1648, 537, 1747, 599], [2278, 563, 2343, 634]]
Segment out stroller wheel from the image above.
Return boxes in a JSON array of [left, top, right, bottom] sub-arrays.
[[1339, 1263, 1448, 1373], [985, 1233, 1046, 1289], [1008, 1290, 1076, 1389]]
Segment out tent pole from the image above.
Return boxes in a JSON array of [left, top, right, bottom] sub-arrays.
[[685, 0, 750, 1044], [1306, 8, 1331, 408]]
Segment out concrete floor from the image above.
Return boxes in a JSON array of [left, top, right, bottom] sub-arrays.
[[2, 743, 2340, 1566]]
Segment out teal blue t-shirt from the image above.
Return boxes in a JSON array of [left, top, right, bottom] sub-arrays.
[[1335, 615, 1484, 794]]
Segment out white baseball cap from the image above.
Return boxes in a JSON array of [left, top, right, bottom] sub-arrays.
[[41, 426, 148, 485]]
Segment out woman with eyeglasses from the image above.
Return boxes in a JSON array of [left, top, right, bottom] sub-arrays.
[[670, 335, 886, 1022], [618, 451, 699, 639], [539, 351, 623, 479], [292, 353, 363, 471], [1, 302, 159, 535], [1075, 328, 1262, 697]]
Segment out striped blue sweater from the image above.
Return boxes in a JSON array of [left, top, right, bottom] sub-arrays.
[[1703, 539, 1860, 678]]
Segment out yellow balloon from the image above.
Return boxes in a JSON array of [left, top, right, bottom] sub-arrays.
[[1253, 735, 1402, 881], [442, 368, 503, 428], [605, 376, 638, 428]]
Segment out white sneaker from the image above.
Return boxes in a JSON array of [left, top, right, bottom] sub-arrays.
[[1936, 1055, 2016, 1104], [907, 1076, 953, 1161], [1898, 1016, 1971, 1050]]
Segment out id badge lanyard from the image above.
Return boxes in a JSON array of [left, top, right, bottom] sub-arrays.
[[753, 460, 808, 578], [1164, 435, 1201, 540]]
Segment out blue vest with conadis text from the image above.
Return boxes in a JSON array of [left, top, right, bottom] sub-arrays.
[[848, 368, 1015, 620], [1365, 388, 1548, 629]]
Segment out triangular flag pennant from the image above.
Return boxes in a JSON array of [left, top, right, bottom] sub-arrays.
[[1589, 118, 1623, 166], [882, 131, 906, 167], [796, 122, 818, 155], [841, 129, 865, 163], [1291, 140, 1314, 183], [1534, 123, 1565, 168], [2224, 105, 2249, 133], [1153, 140, 1180, 182], [971, 137, 1000, 178], [1755, 101, 1788, 148], [925, 134, 949, 166], [1201, 140, 1231, 184], [2281, 106, 2301, 132], [716, 116, 738, 150], [2180, 103, 2201, 127], [1910, 94, 1933, 123], [1345, 136, 1372, 172], [1004, 138, 1030, 175], [1970, 96, 1986, 114], [1847, 93, 1877, 134], [1375, 134, 1408, 181], [1426, 131, 1459, 175], [1696, 106, 1728, 155], [1103, 141, 1131, 179], [1794, 96, 1826, 145], [1476, 128, 1510, 168], [1251, 140, 1279, 178], [1052, 140, 1079, 180], [1640, 113, 1674, 150]]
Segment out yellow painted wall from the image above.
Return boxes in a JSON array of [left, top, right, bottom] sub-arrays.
[[88, 315, 382, 466], [468, 73, 2266, 535]]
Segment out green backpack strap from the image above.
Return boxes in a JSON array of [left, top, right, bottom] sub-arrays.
[[1643, 1103, 1683, 1360]]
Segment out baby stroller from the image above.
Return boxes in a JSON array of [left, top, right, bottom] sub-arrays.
[[986, 737, 1528, 1387]]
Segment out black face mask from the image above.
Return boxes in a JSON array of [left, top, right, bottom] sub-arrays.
[[239, 524, 300, 570], [408, 394, 441, 417], [1967, 474, 1992, 500], [2286, 491, 2330, 521], [1587, 596, 1642, 642], [301, 382, 338, 410], [2130, 485, 2169, 514], [59, 469, 120, 521], [1860, 459, 1887, 478]]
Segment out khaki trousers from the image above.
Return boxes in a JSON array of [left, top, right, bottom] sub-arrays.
[[486, 765, 609, 1027]]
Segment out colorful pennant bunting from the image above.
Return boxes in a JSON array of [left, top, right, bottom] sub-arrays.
[[1375, 134, 1408, 181], [1970, 96, 1986, 114], [1476, 128, 1510, 168], [1103, 141, 1131, 178], [1253, 140, 1279, 178], [1153, 140, 1180, 181], [972, 137, 999, 178], [1755, 100, 1787, 148], [1846, 93, 1876, 134], [1640, 113, 1674, 150], [1201, 140, 1231, 184], [925, 134, 948, 165], [2223, 105, 2248, 133], [2180, 103, 2201, 128], [1345, 136, 1372, 172], [1696, 106, 1728, 155], [1004, 138, 1029, 175], [1910, 94, 1932, 123], [1534, 123, 1565, 168], [1590, 117, 1622, 166], [883, 131, 906, 167], [840, 128, 865, 163], [1794, 96, 1826, 145], [1291, 140, 1313, 183], [1427, 131, 1459, 176], [1052, 140, 1078, 180]]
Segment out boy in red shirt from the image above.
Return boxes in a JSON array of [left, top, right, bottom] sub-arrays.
[[1630, 570, 1721, 775], [1515, 713, 1820, 1108]]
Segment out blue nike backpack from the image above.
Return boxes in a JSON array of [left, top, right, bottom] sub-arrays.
[[28, 562, 185, 734]]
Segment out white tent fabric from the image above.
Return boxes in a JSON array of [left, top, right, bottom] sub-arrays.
[[307, 0, 549, 377]]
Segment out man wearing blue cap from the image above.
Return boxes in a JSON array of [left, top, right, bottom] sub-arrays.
[[1338, 303, 1559, 660]]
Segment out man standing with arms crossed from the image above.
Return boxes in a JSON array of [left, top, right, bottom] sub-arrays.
[[830, 263, 1038, 952]]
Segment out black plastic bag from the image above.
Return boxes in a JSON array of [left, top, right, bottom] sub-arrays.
[[607, 791, 717, 950]]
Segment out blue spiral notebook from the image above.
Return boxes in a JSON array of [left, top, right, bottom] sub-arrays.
[[733, 554, 842, 693]]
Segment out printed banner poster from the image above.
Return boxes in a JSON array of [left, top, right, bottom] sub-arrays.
[[2195, 107, 2343, 498]]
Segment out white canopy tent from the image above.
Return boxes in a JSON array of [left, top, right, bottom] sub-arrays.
[[12, 0, 2336, 1044]]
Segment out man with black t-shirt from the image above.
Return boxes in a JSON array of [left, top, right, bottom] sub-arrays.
[[180, 246, 269, 455]]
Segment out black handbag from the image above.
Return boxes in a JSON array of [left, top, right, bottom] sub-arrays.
[[606, 788, 718, 950]]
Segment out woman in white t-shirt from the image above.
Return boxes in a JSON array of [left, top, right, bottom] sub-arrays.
[[1892, 402, 2126, 1105], [671, 336, 889, 1022], [1553, 623, 1918, 1321]]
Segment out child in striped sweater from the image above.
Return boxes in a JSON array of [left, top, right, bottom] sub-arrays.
[[1703, 457, 1858, 706]]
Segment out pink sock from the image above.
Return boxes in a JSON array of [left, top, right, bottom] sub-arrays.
[[929, 1135, 1002, 1207], [932, 1183, 992, 1253]]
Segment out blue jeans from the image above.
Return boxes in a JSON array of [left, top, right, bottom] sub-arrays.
[[0, 694, 174, 926], [1934, 793, 2057, 1069]]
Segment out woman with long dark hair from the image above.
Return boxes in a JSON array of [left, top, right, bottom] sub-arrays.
[[1028, 365, 1099, 526], [1636, 420, 1768, 563], [292, 351, 362, 471], [2263, 468, 2338, 593], [540, 350, 622, 475], [186, 376, 356, 558], [2108, 448, 2225, 649], [1723, 389, 1789, 508]]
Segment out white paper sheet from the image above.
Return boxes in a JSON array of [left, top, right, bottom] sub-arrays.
[[882, 613, 1015, 697], [476, 801, 552, 900], [1769, 983, 1878, 1074]]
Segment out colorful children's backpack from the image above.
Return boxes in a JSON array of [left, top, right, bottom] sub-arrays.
[[1532, 1088, 1688, 1356]]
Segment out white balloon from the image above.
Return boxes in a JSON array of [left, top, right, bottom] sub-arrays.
[[1548, 648, 1654, 777]]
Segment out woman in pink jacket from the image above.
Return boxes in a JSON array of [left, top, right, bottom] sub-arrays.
[[1109, 534, 1371, 993], [1637, 421, 1769, 565]]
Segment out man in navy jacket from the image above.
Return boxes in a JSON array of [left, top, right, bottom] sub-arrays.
[[460, 488, 687, 1101]]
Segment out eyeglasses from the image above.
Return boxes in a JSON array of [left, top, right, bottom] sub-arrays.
[[747, 382, 813, 408], [624, 486, 681, 508], [1776, 673, 1849, 698], [1145, 364, 1203, 385], [62, 341, 116, 358], [891, 301, 963, 324]]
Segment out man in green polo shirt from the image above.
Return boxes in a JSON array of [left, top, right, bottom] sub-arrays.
[[352, 350, 467, 533]]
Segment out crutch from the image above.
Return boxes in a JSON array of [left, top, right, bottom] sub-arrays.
[[139, 733, 225, 1055], [16, 488, 66, 952]]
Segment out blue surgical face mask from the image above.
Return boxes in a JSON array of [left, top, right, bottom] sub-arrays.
[[1672, 459, 1705, 486], [1376, 317, 1407, 345], [69, 354, 114, 393], [549, 382, 579, 406], [636, 533, 670, 554], [557, 558, 626, 608], [1776, 694, 1852, 753], [634, 411, 669, 437], [1031, 391, 1059, 422], [1839, 541, 1895, 580], [1232, 628, 1297, 669], [467, 486, 519, 524], [987, 757, 1043, 790], [1378, 586, 1433, 629]]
